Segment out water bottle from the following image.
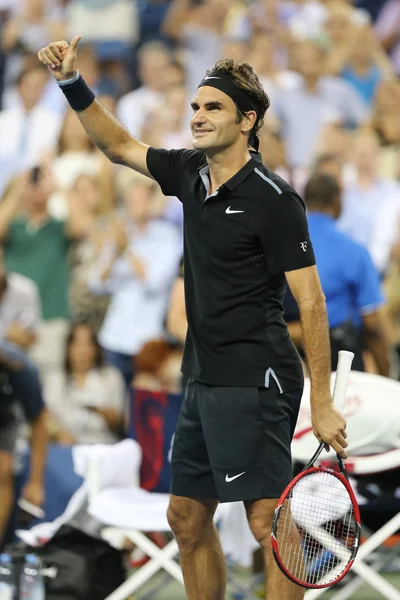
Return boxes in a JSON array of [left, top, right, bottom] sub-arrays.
[[0, 553, 15, 600], [20, 554, 45, 600]]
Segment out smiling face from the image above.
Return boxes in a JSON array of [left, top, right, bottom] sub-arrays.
[[190, 86, 254, 154]]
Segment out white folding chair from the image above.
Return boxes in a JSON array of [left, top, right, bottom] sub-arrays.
[[86, 442, 260, 600]]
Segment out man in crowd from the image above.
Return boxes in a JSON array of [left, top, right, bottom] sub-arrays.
[[287, 172, 390, 376]]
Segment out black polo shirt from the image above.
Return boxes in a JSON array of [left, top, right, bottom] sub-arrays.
[[147, 148, 315, 391]]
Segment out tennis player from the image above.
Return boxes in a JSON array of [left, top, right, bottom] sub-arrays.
[[38, 37, 348, 600]]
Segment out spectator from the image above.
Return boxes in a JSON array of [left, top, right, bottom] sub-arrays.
[[0, 167, 91, 387], [292, 172, 390, 376], [68, 173, 114, 332], [133, 338, 183, 393], [0, 65, 62, 194], [338, 129, 400, 272], [249, 32, 301, 106], [141, 83, 191, 151], [49, 109, 113, 219], [0, 341, 47, 547], [0, 258, 41, 352], [44, 321, 125, 445], [116, 41, 172, 138], [375, 0, 400, 77], [273, 40, 369, 169], [369, 80, 400, 180], [339, 26, 393, 106], [89, 172, 182, 386], [162, 0, 229, 94]]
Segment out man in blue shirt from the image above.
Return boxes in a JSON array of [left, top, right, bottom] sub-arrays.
[[286, 172, 390, 376]]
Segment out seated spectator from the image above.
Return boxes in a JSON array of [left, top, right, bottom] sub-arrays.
[[0, 166, 90, 387], [116, 41, 172, 138], [338, 129, 400, 273], [45, 322, 126, 445], [133, 339, 183, 393], [0, 65, 63, 195], [339, 26, 393, 106], [89, 172, 182, 387], [49, 110, 113, 219], [0, 341, 47, 548], [273, 40, 369, 169], [296, 172, 390, 375]]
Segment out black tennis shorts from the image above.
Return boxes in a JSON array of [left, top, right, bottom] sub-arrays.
[[171, 378, 303, 503]]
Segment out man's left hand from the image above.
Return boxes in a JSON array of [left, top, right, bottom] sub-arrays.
[[22, 481, 44, 508]]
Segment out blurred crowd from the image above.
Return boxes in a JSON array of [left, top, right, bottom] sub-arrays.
[[0, 0, 400, 543]]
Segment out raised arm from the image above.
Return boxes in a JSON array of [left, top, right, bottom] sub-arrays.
[[38, 37, 151, 177]]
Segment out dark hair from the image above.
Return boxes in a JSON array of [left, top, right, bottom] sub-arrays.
[[64, 321, 104, 374], [304, 173, 341, 210], [207, 58, 270, 147]]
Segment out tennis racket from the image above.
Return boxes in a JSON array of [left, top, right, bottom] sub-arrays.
[[271, 350, 361, 589]]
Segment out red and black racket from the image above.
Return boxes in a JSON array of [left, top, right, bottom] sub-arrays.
[[271, 350, 361, 589]]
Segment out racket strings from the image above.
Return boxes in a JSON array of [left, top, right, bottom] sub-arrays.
[[276, 470, 357, 586]]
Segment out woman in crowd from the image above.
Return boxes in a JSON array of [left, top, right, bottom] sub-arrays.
[[45, 321, 126, 445], [49, 109, 114, 219]]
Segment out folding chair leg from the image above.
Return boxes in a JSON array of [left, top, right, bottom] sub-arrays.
[[305, 512, 400, 600], [331, 549, 400, 600], [104, 534, 183, 600], [127, 531, 183, 582]]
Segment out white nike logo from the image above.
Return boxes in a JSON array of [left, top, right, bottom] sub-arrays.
[[225, 472, 246, 483], [204, 76, 221, 80], [226, 206, 244, 214]]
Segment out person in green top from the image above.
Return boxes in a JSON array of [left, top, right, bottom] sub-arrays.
[[0, 166, 91, 383]]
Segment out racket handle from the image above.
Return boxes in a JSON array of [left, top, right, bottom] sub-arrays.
[[333, 350, 354, 412]]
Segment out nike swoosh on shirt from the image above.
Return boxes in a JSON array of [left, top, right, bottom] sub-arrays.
[[226, 206, 244, 214], [225, 472, 246, 483]]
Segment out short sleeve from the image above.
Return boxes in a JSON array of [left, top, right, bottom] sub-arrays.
[[146, 147, 203, 199], [353, 246, 384, 315], [262, 190, 316, 274]]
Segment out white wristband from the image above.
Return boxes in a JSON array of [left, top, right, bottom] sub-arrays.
[[58, 70, 80, 87]]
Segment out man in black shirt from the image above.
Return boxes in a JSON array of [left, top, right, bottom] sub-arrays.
[[38, 36, 348, 600]]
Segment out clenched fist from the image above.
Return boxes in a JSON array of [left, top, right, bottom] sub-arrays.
[[38, 35, 82, 82]]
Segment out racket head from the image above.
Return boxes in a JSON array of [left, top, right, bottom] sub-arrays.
[[271, 466, 361, 589]]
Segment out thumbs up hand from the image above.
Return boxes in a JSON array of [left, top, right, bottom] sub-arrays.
[[38, 35, 82, 82]]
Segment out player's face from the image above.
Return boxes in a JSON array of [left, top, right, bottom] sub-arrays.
[[190, 87, 244, 153]]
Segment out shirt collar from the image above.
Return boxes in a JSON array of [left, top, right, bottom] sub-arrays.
[[198, 151, 263, 194]]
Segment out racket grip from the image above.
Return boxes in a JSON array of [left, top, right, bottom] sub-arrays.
[[333, 350, 354, 412]]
